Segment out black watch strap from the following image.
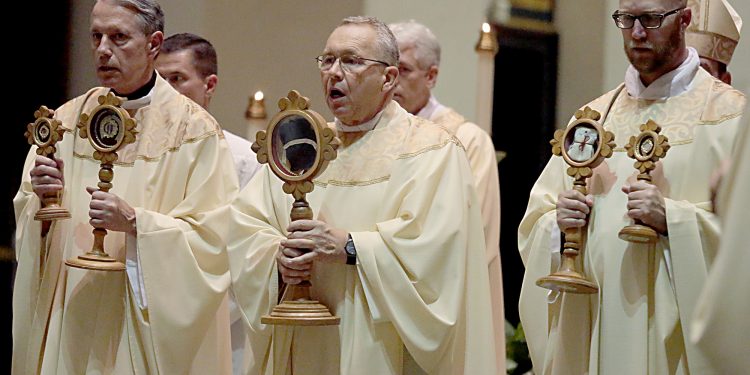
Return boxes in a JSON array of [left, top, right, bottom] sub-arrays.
[[345, 234, 357, 265]]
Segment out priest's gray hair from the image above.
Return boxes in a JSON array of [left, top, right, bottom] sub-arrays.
[[100, 0, 165, 35], [340, 16, 399, 67], [389, 20, 441, 69]]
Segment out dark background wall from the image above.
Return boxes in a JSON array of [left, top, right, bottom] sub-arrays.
[[2, 1, 70, 371]]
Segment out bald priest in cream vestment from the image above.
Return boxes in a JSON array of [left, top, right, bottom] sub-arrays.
[[225, 16, 497, 375], [229, 102, 497, 375]]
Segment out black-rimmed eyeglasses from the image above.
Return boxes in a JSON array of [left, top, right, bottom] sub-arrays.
[[612, 7, 685, 29], [315, 54, 390, 72]]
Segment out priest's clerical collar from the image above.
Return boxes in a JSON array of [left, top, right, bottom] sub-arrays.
[[625, 47, 700, 100], [113, 72, 157, 110], [335, 109, 385, 133], [113, 71, 156, 99]]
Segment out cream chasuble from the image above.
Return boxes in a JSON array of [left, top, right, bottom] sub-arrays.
[[228, 101, 497, 375], [518, 68, 745, 375], [13, 75, 238, 374], [430, 106, 505, 374], [691, 113, 750, 374]]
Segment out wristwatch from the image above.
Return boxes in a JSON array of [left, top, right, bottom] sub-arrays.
[[344, 234, 357, 265]]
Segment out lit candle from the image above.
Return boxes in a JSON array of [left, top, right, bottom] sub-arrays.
[[246, 90, 268, 143], [475, 22, 498, 135]]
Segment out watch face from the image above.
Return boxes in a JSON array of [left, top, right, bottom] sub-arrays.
[[345, 239, 354, 255], [345, 235, 356, 265]]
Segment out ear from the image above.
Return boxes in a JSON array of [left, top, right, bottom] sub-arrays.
[[382, 65, 399, 92], [680, 8, 692, 29], [204, 74, 218, 97], [426, 65, 439, 89], [147, 31, 164, 58], [719, 71, 732, 85]]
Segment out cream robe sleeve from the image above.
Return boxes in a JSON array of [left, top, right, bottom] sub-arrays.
[[12, 147, 44, 370], [660, 118, 740, 374], [517, 155, 574, 372], [227, 142, 497, 375], [225, 165, 288, 375], [12, 95, 93, 373], [443, 122, 505, 374], [353, 142, 496, 375], [13, 147, 43, 261], [455, 124, 501, 265], [129, 132, 238, 373], [691, 114, 750, 375]]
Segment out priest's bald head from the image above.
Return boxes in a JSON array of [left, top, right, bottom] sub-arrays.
[[615, 0, 692, 85], [318, 16, 400, 126], [686, 0, 742, 84], [389, 20, 440, 115]]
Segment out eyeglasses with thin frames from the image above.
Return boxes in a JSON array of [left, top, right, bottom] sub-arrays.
[[612, 7, 685, 29], [315, 54, 390, 72]]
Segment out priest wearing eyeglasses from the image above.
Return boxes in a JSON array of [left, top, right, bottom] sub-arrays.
[[518, 0, 746, 374], [225, 16, 498, 375]]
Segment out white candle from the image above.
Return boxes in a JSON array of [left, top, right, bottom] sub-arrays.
[[246, 90, 268, 143], [475, 23, 498, 135]]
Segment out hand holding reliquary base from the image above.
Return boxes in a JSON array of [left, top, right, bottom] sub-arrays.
[[252, 90, 341, 326], [536, 107, 615, 294], [65, 92, 138, 272], [619, 120, 670, 244]]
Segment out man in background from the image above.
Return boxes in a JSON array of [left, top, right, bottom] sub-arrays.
[[686, 0, 742, 84], [686, 0, 742, 200], [156, 32, 261, 188], [389, 20, 505, 374], [155, 32, 261, 375]]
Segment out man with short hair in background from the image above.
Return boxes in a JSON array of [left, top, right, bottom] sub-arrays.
[[156, 32, 261, 188]]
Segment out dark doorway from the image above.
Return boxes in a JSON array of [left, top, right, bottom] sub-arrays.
[[492, 24, 558, 325]]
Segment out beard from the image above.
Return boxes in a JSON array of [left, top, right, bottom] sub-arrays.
[[624, 26, 683, 75]]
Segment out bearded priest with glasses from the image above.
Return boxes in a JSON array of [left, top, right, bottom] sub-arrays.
[[224, 16, 498, 375], [518, 0, 745, 374]]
